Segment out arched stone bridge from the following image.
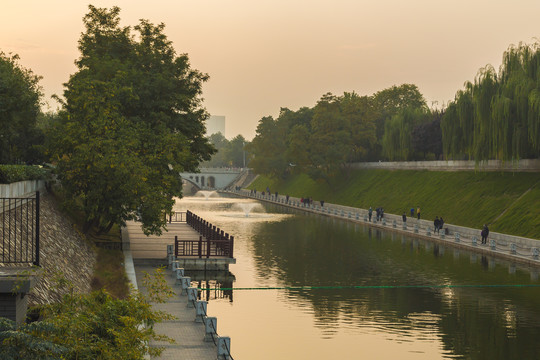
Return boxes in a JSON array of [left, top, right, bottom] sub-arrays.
[[180, 168, 244, 190]]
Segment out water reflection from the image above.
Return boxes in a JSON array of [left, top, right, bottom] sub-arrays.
[[174, 195, 540, 359]]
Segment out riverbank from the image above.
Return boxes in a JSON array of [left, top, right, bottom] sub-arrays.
[[224, 189, 540, 269], [247, 169, 540, 240]]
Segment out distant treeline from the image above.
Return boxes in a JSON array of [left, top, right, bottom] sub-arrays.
[[248, 42, 540, 180]]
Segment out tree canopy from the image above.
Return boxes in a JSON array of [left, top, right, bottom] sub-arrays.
[[0, 52, 43, 164], [202, 133, 249, 168], [442, 41, 540, 161], [247, 85, 430, 181], [48, 5, 214, 234]]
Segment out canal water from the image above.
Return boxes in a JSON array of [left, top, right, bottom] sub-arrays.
[[174, 194, 540, 360]]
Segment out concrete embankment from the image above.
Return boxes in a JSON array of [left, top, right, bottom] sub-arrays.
[[226, 189, 540, 268], [0, 189, 97, 306]]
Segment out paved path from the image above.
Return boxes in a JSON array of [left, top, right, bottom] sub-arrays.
[[123, 221, 216, 360], [225, 190, 540, 268], [135, 264, 216, 360], [126, 221, 200, 260]]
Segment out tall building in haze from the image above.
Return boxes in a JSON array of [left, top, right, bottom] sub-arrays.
[[206, 115, 225, 137]]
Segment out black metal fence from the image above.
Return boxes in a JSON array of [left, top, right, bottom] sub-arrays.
[[0, 191, 40, 266]]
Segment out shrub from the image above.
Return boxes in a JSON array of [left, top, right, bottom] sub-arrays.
[[0, 165, 49, 184]]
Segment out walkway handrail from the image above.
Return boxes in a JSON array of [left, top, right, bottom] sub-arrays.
[[176, 211, 234, 259], [1, 191, 40, 266], [168, 211, 187, 223], [225, 188, 540, 265]]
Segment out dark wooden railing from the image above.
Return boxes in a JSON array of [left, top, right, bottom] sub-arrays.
[[167, 211, 187, 223], [174, 210, 234, 258]]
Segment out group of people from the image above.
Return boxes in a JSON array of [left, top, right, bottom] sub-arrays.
[[433, 216, 445, 234], [410, 207, 421, 219], [368, 207, 385, 222], [251, 190, 492, 245]]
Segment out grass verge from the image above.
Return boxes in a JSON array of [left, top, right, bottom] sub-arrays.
[[249, 169, 540, 239]]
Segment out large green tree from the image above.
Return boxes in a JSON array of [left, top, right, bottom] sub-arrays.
[[0, 52, 43, 164], [442, 41, 540, 161], [48, 6, 214, 234]]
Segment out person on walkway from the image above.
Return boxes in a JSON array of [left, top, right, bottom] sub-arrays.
[[481, 224, 489, 244], [275, 191, 278, 200], [439, 217, 445, 234], [434, 216, 440, 234], [368, 207, 373, 222], [402, 213, 407, 224], [410, 207, 415, 217], [286, 194, 290, 203], [417, 207, 421, 220], [320, 200, 324, 207]]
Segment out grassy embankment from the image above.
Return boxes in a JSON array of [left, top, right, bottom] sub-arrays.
[[50, 188, 130, 298], [249, 169, 540, 240]]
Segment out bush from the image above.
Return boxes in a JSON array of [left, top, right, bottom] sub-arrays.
[[0, 165, 49, 184]]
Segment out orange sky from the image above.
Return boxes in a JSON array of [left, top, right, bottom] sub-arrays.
[[1, 1, 539, 139]]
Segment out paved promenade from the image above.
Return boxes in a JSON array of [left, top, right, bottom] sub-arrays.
[[226, 189, 540, 268], [123, 221, 217, 360]]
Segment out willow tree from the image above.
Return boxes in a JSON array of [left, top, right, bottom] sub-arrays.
[[382, 107, 429, 161], [472, 66, 499, 160], [442, 41, 540, 161]]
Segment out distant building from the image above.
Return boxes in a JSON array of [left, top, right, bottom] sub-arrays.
[[206, 115, 225, 136]]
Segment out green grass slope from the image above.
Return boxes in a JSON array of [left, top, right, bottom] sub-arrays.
[[249, 170, 540, 239]]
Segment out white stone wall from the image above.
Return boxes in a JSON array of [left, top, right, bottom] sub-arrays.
[[350, 159, 540, 172], [0, 180, 46, 198]]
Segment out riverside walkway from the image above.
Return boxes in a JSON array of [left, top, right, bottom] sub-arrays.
[[122, 221, 222, 360], [225, 189, 540, 268]]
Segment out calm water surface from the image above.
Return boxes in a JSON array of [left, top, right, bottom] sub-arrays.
[[174, 195, 540, 360]]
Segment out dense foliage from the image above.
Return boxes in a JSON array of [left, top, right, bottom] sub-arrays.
[[442, 42, 540, 161], [0, 268, 174, 360], [249, 42, 540, 181], [202, 132, 250, 168], [0, 52, 44, 164], [0, 165, 49, 184], [247, 85, 435, 180], [47, 6, 214, 235]]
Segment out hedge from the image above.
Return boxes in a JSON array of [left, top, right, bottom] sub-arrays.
[[0, 165, 50, 184]]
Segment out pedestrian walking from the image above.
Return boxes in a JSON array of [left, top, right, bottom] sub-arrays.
[[402, 213, 407, 223], [434, 216, 440, 234], [368, 207, 373, 221], [417, 207, 421, 220], [410, 208, 415, 217], [481, 224, 489, 244]]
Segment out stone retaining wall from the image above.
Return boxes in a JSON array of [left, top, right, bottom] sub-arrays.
[[0, 193, 97, 306], [0, 180, 46, 198]]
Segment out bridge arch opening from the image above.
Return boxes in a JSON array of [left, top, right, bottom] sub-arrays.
[[208, 176, 216, 188], [201, 176, 205, 188]]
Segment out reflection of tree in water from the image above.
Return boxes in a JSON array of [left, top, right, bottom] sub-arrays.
[[249, 215, 540, 359]]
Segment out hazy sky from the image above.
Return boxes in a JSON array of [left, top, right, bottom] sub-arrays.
[[2, 1, 540, 139]]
